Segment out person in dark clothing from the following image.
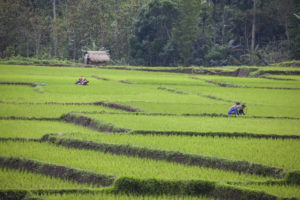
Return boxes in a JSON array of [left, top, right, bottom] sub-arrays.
[[238, 104, 246, 115], [82, 78, 89, 85], [75, 76, 89, 85], [75, 77, 83, 84]]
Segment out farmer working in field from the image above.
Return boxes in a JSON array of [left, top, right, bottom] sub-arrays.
[[75, 76, 89, 85], [228, 102, 240, 115], [228, 102, 246, 116], [238, 104, 246, 115], [75, 76, 83, 84]]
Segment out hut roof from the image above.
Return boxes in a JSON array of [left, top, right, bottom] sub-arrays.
[[86, 51, 110, 62]]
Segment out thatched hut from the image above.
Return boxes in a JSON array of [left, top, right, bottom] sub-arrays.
[[83, 51, 110, 65]]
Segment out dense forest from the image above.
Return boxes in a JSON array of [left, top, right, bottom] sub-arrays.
[[0, 0, 299, 66]]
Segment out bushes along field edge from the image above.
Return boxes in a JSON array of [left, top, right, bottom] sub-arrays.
[[0, 116, 60, 121], [113, 177, 278, 200], [0, 189, 109, 200], [61, 113, 130, 133], [131, 130, 300, 140], [285, 171, 300, 185], [0, 81, 37, 87]]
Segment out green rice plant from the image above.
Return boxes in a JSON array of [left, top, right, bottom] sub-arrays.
[[0, 168, 97, 190], [1, 64, 299, 198], [83, 113, 300, 136], [161, 85, 300, 117], [120, 102, 228, 114], [0, 120, 99, 139], [44, 136, 284, 177], [192, 74, 300, 89], [119, 101, 300, 118], [0, 141, 274, 183], [172, 85, 300, 108], [0, 78, 211, 105], [0, 104, 118, 118], [4, 64, 298, 117], [58, 132, 300, 170], [0, 64, 220, 105], [264, 75, 300, 80], [243, 184, 300, 198]]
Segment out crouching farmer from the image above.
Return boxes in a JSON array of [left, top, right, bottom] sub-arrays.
[[228, 102, 240, 115]]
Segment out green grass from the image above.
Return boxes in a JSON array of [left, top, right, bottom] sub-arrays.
[[193, 75, 300, 88], [120, 101, 300, 118], [172, 85, 300, 107], [0, 103, 119, 118], [244, 184, 300, 198], [0, 141, 273, 183], [59, 132, 300, 170], [121, 102, 228, 114], [0, 120, 99, 139], [0, 64, 300, 198], [0, 168, 96, 190], [263, 74, 300, 80], [0, 79, 214, 105], [83, 113, 300, 135], [170, 85, 300, 117]]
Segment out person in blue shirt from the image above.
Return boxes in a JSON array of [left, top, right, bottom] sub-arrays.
[[228, 102, 240, 115]]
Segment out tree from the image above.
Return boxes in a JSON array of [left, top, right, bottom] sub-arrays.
[[289, 0, 300, 59], [251, 0, 257, 51], [129, 0, 179, 66], [52, 0, 57, 57], [173, 0, 200, 66], [0, 0, 297, 65]]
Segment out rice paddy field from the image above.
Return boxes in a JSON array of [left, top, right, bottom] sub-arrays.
[[0, 64, 299, 200]]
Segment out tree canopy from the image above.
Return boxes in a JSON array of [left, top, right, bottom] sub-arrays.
[[0, 0, 299, 66]]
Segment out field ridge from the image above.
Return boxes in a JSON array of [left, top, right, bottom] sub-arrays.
[[43, 134, 285, 178], [0, 155, 115, 187]]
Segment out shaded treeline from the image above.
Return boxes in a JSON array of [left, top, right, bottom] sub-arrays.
[[0, 0, 299, 66]]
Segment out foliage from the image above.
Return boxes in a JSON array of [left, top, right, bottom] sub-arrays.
[[289, 0, 300, 59], [285, 171, 300, 185], [173, 0, 200, 67], [1, 0, 298, 66], [114, 177, 215, 196], [204, 45, 230, 66], [0, 56, 72, 65], [129, 0, 179, 66]]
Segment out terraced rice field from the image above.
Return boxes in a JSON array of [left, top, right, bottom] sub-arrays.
[[0, 64, 299, 200]]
